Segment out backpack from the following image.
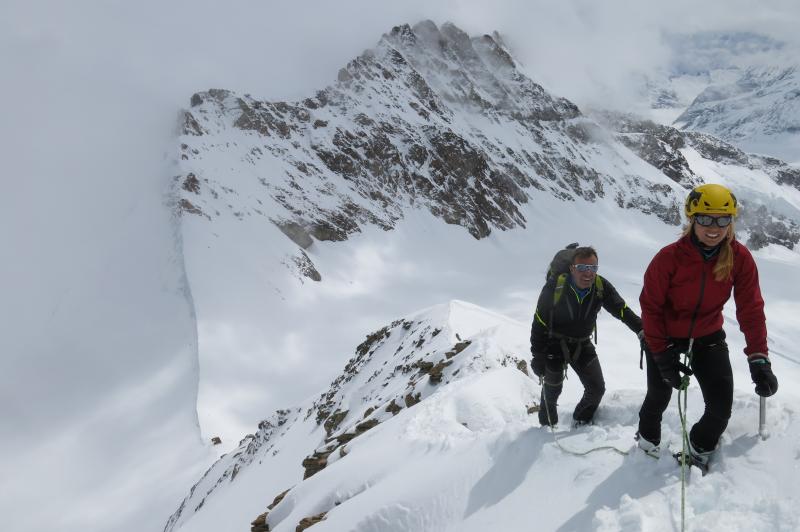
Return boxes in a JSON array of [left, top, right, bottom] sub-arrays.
[[546, 243, 604, 307], [546, 242, 579, 282]]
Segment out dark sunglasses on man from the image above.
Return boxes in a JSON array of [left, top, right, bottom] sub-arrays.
[[573, 264, 599, 273], [694, 214, 733, 228]]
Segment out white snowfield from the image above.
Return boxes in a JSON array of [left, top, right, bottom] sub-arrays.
[[171, 283, 800, 532]]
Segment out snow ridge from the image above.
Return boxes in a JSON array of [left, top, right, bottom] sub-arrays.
[[165, 301, 531, 531], [168, 300, 800, 532]]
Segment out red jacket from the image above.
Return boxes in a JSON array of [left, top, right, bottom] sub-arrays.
[[640, 235, 767, 356]]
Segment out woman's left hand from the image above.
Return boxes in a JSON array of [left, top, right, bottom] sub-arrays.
[[748, 354, 778, 397]]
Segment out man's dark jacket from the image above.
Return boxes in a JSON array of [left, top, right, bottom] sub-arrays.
[[530, 275, 642, 357]]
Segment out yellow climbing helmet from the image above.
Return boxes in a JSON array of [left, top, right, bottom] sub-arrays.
[[685, 183, 738, 217]]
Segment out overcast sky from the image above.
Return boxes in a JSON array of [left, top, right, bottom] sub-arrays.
[[5, 1, 798, 108]]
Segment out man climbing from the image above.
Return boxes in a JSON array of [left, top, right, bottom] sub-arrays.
[[531, 246, 643, 427]]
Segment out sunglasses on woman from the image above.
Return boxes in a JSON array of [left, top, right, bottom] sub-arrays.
[[694, 214, 733, 228], [573, 264, 599, 273]]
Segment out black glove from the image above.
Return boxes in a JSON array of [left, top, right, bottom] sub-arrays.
[[531, 353, 546, 378], [748, 354, 778, 397], [638, 330, 648, 352], [654, 347, 693, 390]]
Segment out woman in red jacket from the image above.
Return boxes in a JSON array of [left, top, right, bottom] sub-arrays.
[[637, 183, 778, 468]]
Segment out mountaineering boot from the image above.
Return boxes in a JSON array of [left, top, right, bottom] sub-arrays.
[[538, 403, 558, 427], [538, 391, 558, 427], [635, 431, 660, 458], [572, 419, 594, 429], [673, 451, 709, 475], [673, 439, 712, 475]]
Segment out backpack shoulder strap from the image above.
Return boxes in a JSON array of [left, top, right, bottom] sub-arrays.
[[547, 273, 570, 339], [594, 275, 604, 299], [553, 273, 569, 307]]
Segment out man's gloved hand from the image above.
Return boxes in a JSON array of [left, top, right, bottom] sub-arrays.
[[748, 353, 778, 397], [531, 353, 546, 378], [637, 329, 648, 352], [654, 346, 693, 390]]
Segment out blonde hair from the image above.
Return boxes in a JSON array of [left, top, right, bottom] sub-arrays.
[[683, 219, 735, 282]]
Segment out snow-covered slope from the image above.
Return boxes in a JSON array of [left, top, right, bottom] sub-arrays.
[[172, 21, 800, 446], [173, 20, 678, 442], [163, 21, 800, 532], [168, 282, 800, 531], [9, 6, 800, 532]]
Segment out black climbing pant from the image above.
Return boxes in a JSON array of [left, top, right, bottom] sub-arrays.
[[539, 341, 605, 426], [638, 330, 733, 452]]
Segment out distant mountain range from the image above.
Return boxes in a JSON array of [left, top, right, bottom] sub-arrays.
[[675, 66, 800, 162], [636, 31, 800, 162]]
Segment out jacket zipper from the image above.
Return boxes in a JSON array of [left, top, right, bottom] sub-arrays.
[[687, 261, 708, 339]]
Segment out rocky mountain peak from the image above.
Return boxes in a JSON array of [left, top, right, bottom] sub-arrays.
[[175, 21, 799, 289], [379, 20, 577, 120], [177, 21, 686, 258]]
